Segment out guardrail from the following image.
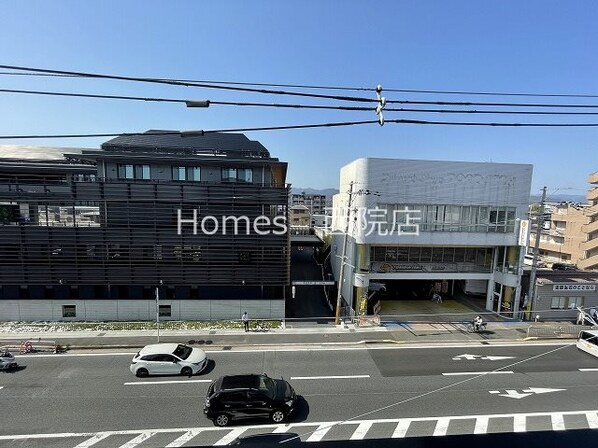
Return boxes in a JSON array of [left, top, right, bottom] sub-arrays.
[[526, 325, 598, 339]]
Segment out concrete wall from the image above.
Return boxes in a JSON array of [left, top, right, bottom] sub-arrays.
[[0, 300, 285, 321]]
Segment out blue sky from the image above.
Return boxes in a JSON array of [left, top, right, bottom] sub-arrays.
[[1, 0, 597, 197]]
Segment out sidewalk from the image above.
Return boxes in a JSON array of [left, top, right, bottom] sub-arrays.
[[0, 320, 571, 352]]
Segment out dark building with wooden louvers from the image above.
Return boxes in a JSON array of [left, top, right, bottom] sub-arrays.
[[0, 132, 289, 321]]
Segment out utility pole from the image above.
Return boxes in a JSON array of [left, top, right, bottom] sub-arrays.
[[156, 279, 163, 342], [527, 186, 547, 318], [334, 181, 354, 325]]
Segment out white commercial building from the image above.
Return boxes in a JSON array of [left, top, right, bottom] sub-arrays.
[[331, 158, 533, 317]]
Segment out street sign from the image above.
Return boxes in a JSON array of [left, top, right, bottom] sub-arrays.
[[453, 354, 515, 361], [292, 281, 335, 286], [489, 387, 565, 399]]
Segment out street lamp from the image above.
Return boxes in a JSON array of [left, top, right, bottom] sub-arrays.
[[155, 280, 163, 342]]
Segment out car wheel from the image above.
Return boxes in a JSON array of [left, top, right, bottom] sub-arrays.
[[181, 366, 193, 377], [214, 414, 230, 427], [136, 368, 149, 378], [271, 410, 286, 423]]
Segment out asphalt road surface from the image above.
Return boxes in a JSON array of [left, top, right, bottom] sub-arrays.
[[1, 342, 598, 447]]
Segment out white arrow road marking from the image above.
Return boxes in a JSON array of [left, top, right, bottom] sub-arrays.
[[452, 354, 479, 360], [499, 390, 533, 399], [489, 387, 565, 399], [522, 387, 566, 394]]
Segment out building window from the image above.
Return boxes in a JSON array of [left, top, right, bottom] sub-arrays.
[[221, 168, 253, 183], [62, 305, 76, 318], [550, 297, 567, 309], [158, 305, 171, 317], [172, 166, 187, 181], [568, 297, 584, 309], [188, 167, 201, 181], [238, 168, 253, 183], [222, 168, 237, 182], [118, 164, 150, 180]]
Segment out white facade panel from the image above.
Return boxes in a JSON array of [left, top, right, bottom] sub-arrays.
[[0, 300, 284, 321]]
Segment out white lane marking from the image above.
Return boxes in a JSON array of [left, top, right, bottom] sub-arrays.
[[586, 411, 598, 429], [473, 417, 489, 434], [551, 414, 565, 431], [73, 433, 110, 447], [118, 432, 155, 448], [442, 371, 514, 376], [350, 421, 373, 440], [291, 375, 370, 380], [392, 420, 411, 438], [165, 430, 202, 447], [306, 423, 338, 442], [214, 428, 247, 446], [272, 425, 292, 433], [123, 379, 212, 386], [432, 417, 450, 436], [513, 415, 526, 433], [0, 386, 3, 390], [579, 368, 598, 371]]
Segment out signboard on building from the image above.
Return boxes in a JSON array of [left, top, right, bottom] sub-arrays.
[[518, 219, 530, 247], [552, 284, 597, 292]]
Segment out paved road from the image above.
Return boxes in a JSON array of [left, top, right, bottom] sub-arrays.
[[1, 342, 598, 447]]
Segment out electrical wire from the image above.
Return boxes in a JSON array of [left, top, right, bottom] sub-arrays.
[[0, 64, 377, 103], [3, 70, 598, 99], [7, 88, 598, 115], [4, 116, 598, 140]]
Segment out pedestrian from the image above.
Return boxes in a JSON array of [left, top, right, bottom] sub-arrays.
[[242, 311, 249, 332], [577, 309, 585, 325]]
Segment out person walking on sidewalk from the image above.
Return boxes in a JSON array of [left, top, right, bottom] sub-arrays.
[[242, 311, 249, 332]]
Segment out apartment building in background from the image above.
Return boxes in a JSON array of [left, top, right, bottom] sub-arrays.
[[290, 192, 328, 215], [529, 170, 598, 271], [579, 170, 598, 270], [0, 131, 290, 321]]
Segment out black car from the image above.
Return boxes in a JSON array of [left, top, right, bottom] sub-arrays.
[[204, 374, 297, 427]]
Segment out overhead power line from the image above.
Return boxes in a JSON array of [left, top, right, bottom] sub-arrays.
[[3, 70, 598, 99], [0, 64, 376, 103], [3, 118, 598, 140], [5, 88, 598, 116]]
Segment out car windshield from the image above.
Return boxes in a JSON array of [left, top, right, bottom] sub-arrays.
[[258, 375, 277, 398], [172, 344, 192, 360]]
